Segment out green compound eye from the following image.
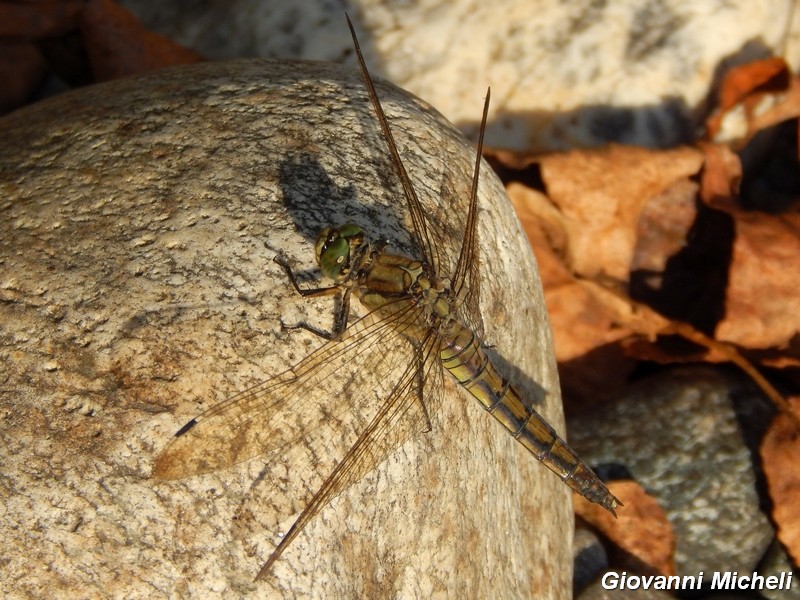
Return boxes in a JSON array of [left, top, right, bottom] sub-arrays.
[[337, 223, 363, 240], [315, 224, 364, 279]]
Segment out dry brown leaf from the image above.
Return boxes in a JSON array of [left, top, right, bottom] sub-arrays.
[[551, 279, 650, 404], [539, 145, 704, 281], [80, 0, 205, 81], [630, 178, 699, 283], [543, 279, 630, 362], [706, 57, 791, 141], [508, 183, 658, 362], [699, 143, 742, 209], [715, 207, 800, 350], [0, 1, 83, 39], [509, 180, 639, 401], [761, 397, 800, 566], [509, 181, 792, 407], [575, 480, 676, 577], [511, 174, 704, 399], [508, 182, 573, 289], [509, 174, 695, 404], [506, 139, 797, 412]]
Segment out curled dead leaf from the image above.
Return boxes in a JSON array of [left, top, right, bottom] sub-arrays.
[[575, 480, 676, 578], [761, 399, 800, 566], [706, 58, 792, 143], [539, 145, 704, 281]]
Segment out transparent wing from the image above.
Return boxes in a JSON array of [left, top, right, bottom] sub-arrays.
[[255, 323, 444, 578], [347, 15, 437, 272], [154, 299, 432, 481], [346, 17, 489, 340], [449, 89, 490, 339]]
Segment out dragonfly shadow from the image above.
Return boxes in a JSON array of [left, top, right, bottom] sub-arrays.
[[482, 344, 550, 411], [277, 152, 409, 248]]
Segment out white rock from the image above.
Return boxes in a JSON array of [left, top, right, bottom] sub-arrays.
[[0, 59, 568, 598], [122, 0, 800, 150]]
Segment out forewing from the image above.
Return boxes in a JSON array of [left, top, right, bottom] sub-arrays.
[[154, 299, 429, 481], [450, 89, 491, 339], [346, 15, 437, 272]]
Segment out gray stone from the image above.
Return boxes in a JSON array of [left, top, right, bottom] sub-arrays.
[[568, 367, 774, 577], [120, 1, 800, 151], [0, 59, 567, 597], [578, 570, 678, 600], [756, 538, 800, 600], [574, 523, 609, 595]]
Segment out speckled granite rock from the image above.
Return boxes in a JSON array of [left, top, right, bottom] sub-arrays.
[[121, 0, 800, 150], [0, 59, 568, 598], [757, 539, 800, 600], [568, 367, 775, 577]]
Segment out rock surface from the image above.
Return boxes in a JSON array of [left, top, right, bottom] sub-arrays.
[[569, 367, 775, 578], [1, 59, 568, 598], [122, 1, 800, 150]]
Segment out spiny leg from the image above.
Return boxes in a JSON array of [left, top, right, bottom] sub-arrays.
[[273, 254, 353, 339], [412, 340, 433, 432]]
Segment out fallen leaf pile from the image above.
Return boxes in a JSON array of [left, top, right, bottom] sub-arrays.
[[491, 57, 800, 577], [0, 0, 203, 115]]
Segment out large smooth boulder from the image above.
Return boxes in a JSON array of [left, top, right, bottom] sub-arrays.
[[0, 59, 567, 598]]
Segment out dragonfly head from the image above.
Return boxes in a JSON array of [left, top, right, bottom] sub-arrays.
[[315, 223, 365, 280]]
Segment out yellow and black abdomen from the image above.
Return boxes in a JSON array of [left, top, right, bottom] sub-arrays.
[[439, 321, 619, 513]]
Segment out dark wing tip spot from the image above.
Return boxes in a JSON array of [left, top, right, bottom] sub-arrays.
[[175, 418, 198, 437]]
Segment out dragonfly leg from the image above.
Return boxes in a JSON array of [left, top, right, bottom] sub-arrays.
[[273, 254, 340, 298], [281, 319, 336, 340], [413, 341, 433, 432], [274, 254, 353, 340], [332, 287, 352, 336]]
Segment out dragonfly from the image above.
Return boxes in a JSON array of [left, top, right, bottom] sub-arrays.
[[155, 14, 621, 582]]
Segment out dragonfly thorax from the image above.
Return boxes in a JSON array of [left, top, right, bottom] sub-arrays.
[[316, 223, 441, 303], [312, 222, 445, 321]]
